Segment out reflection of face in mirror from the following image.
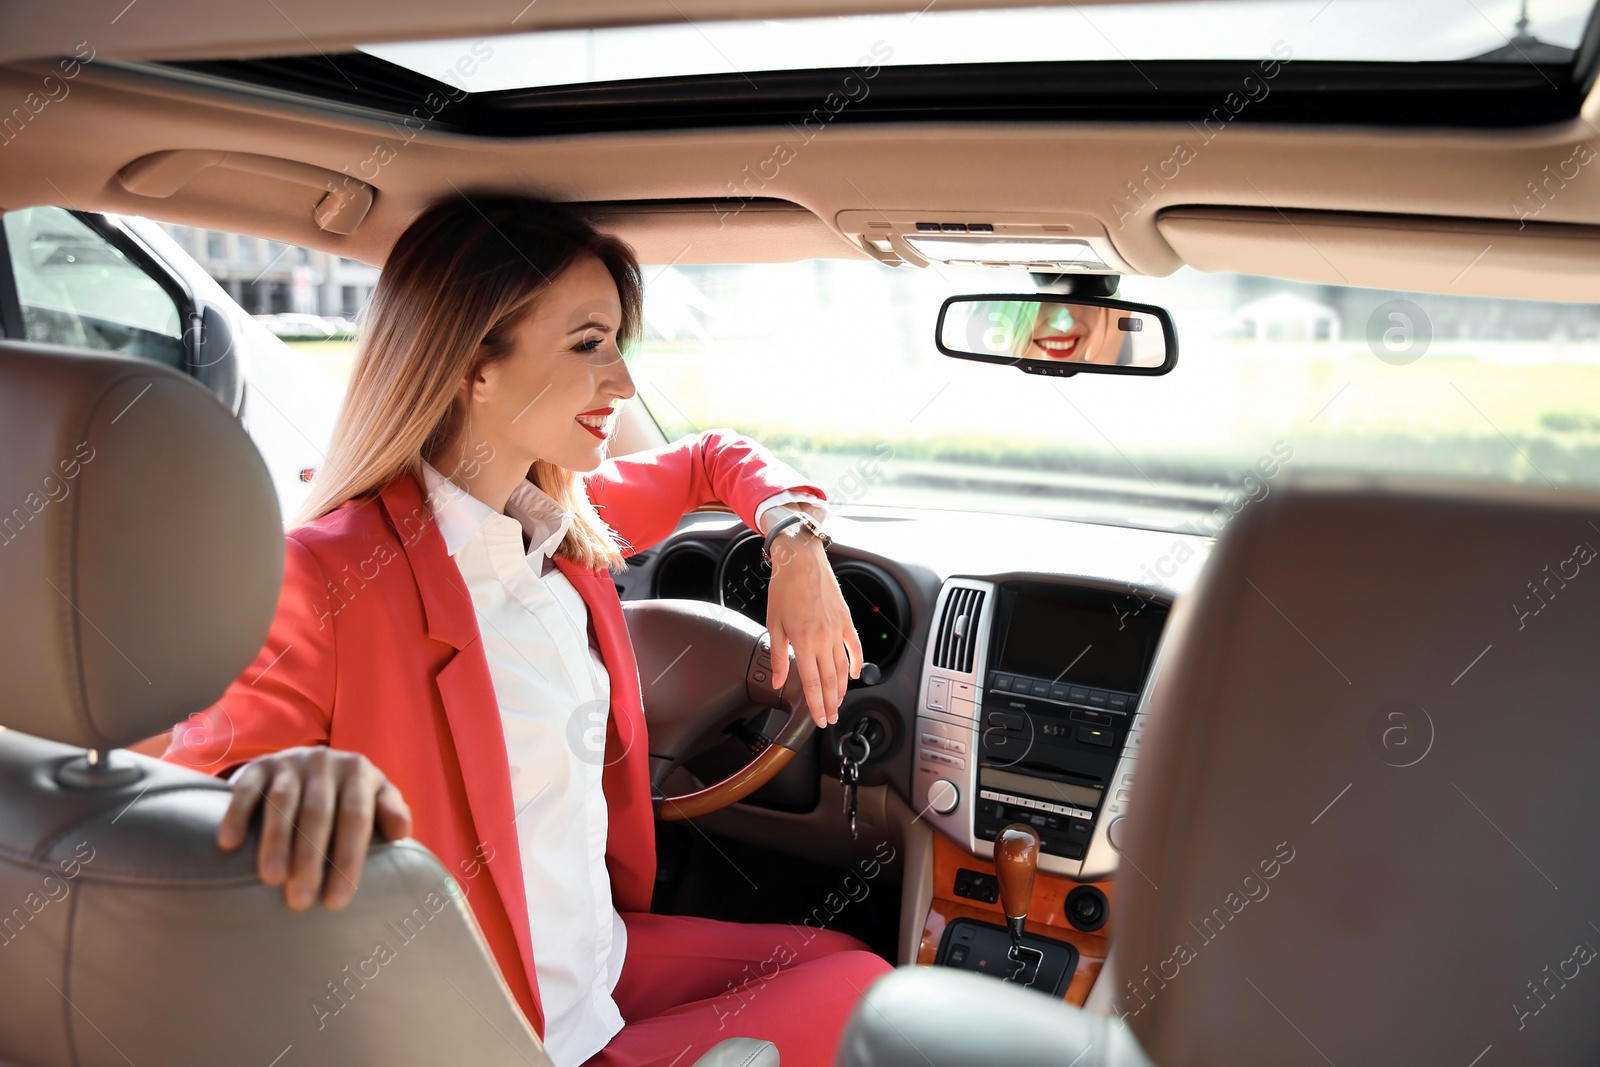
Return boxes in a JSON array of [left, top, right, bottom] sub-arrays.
[[943, 297, 1169, 371], [1022, 302, 1120, 365]]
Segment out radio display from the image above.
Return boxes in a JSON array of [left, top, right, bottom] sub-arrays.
[[993, 583, 1163, 693], [981, 767, 1102, 808]]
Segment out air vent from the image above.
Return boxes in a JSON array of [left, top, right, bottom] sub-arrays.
[[933, 586, 986, 673]]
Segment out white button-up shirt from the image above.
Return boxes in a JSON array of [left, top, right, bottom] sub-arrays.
[[420, 462, 828, 1066], [422, 461, 626, 1067]]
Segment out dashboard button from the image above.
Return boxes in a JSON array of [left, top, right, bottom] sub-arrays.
[[1087, 689, 1109, 706], [987, 710, 1026, 731], [1049, 683, 1071, 701], [1029, 679, 1051, 697], [990, 672, 1013, 691], [1077, 725, 1114, 747], [952, 681, 976, 702], [1108, 693, 1130, 711], [927, 779, 960, 815], [927, 677, 950, 711], [1106, 816, 1128, 853], [1069, 686, 1090, 702]]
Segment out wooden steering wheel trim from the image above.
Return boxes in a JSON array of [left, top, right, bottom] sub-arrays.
[[652, 630, 817, 821], [654, 744, 800, 821]]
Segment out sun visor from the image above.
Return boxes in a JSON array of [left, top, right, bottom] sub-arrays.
[[1157, 206, 1600, 304]]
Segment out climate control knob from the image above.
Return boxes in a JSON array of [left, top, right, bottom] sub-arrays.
[[926, 778, 960, 815]]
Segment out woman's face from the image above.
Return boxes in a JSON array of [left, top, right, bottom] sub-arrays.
[[463, 253, 636, 473], [1023, 302, 1119, 365]]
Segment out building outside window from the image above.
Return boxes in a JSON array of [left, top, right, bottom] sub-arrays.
[[157, 222, 380, 322]]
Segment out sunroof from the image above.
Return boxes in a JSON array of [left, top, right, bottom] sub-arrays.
[[360, 0, 1594, 93]]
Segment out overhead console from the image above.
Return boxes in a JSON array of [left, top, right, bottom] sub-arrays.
[[834, 209, 1134, 273], [914, 577, 1167, 880]]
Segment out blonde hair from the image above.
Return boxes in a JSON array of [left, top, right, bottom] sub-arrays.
[[294, 192, 643, 573]]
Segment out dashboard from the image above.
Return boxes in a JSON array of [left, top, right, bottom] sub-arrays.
[[915, 578, 1165, 879], [614, 503, 1212, 881]]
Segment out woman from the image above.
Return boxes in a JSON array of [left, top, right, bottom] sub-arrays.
[[985, 299, 1126, 364], [1017, 300, 1127, 365], [166, 194, 892, 1066]]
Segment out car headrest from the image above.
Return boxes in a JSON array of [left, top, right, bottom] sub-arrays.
[[0, 342, 282, 750], [1118, 475, 1600, 1064]]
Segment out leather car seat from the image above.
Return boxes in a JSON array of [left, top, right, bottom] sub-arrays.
[[0, 340, 776, 1067], [839, 474, 1600, 1066]]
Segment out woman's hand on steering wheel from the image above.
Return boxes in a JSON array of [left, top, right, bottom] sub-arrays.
[[765, 516, 863, 728]]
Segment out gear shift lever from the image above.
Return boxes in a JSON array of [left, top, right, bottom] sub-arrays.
[[993, 822, 1044, 983]]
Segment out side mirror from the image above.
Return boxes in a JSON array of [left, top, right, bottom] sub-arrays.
[[935, 294, 1178, 377]]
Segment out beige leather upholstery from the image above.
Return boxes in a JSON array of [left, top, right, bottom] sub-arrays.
[[0, 732, 549, 1064], [833, 966, 1154, 1067], [844, 474, 1600, 1065], [0, 343, 777, 1066], [0, 342, 550, 1065], [697, 1037, 779, 1067], [1119, 474, 1600, 1064], [0, 341, 282, 750]]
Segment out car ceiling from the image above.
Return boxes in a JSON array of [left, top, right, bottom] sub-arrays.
[[2, 0, 1600, 302]]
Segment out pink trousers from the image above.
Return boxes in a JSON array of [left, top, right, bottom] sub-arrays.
[[584, 912, 895, 1067]]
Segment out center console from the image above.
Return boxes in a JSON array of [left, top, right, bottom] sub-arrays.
[[913, 577, 1168, 880]]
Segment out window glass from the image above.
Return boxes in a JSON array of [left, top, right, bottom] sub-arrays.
[[363, 0, 1590, 92], [630, 260, 1600, 532], [3, 207, 185, 367]]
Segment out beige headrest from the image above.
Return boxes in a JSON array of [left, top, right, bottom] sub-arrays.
[[0, 341, 283, 750], [1120, 475, 1600, 1064]]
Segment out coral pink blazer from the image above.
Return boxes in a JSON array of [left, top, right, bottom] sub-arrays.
[[165, 430, 825, 1036]]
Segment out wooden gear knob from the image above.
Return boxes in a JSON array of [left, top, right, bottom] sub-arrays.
[[993, 821, 1041, 922]]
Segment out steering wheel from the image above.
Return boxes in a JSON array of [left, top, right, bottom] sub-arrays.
[[622, 599, 817, 821]]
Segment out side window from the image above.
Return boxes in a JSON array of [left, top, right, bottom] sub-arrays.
[[2, 206, 185, 368]]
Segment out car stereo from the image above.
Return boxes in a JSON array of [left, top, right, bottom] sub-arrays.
[[913, 577, 1167, 879]]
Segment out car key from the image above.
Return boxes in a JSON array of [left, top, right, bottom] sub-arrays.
[[840, 756, 859, 839], [838, 719, 872, 840]]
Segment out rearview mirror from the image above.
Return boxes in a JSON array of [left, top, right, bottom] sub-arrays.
[[935, 295, 1178, 377]]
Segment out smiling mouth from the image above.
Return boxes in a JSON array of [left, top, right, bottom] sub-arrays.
[[575, 409, 612, 439], [1031, 334, 1082, 359]]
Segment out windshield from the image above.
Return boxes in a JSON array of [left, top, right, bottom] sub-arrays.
[[630, 261, 1600, 533]]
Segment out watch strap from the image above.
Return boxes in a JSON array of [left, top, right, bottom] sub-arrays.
[[762, 511, 808, 564], [762, 510, 831, 564]]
